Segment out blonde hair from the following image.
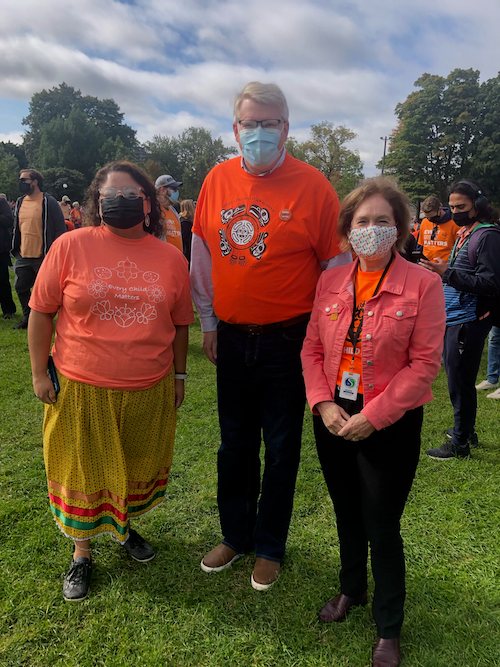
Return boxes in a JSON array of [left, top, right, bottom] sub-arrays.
[[233, 82, 289, 121], [180, 199, 195, 220], [338, 177, 410, 253]]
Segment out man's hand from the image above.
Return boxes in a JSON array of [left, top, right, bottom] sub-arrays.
[[316, 401, 349, 435], [419, 257, 448, 277], [33, 373, 57, 405], [337, 413, 376, 441], [202, 330, 218, 365]]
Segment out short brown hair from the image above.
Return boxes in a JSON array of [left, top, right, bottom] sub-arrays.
[[338, 177, 410, 253], [20, 168, 44, 190], [421, 196, 441, 214], [83, 161, 161, 237], [179, 199, 195, 220]]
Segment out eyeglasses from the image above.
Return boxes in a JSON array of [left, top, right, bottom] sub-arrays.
[[431, 225, 438, 240], [238, 119, 285, 130], [99, 187, 144, 200]]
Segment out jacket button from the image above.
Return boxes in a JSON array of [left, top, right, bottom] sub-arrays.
[[396, 311, 403, 316], [366, 334, 372, 340], [369, 384, 374, 389], [367, 311, 373, 316], [325, 307, 331, 313], [367, 360, 373, 366]]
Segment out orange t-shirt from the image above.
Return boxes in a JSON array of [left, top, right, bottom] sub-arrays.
[[417, 217, 460, 262], [29, 226, 194, 391], [160, 205, 183, 253], [192, 154, 341, 325], [19, 192, 44, 258], [337, 265, 392, 394]]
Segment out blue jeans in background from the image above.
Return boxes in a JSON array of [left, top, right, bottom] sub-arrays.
[[486, 326, 500, 384], [216, 319, 307, 563]]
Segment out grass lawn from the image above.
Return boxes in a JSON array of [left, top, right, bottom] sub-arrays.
[[1, 280, 499, 667]]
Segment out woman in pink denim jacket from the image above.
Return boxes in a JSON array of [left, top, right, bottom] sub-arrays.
[[301, 178, 446, 667]]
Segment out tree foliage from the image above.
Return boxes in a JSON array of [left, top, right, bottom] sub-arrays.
[[285, 121, 364, 200], [144, 128, 237, 200], [382, 68, 500, 205]]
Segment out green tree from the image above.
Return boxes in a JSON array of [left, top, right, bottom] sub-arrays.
[[42, 168, 88, 203], [285, 121, 364, 199], [0, 152, 20, 202], [470, 73, 500, 205], [381, 69, 482, 202]]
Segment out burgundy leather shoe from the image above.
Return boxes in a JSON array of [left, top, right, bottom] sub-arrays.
[[318, 591, 368, 623], [372, 637, 400, 667]]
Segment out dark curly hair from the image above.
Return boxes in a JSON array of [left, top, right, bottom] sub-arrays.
[[83, 161, 162, 236]]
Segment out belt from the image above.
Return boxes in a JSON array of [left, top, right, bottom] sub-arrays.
[[226, 313, 310, 335]]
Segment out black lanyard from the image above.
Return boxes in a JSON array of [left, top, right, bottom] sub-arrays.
[[347, 256, 393, 371]]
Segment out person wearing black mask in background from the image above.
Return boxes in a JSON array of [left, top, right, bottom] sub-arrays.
[[0, 193, 17, 319], [11, 169, 66, 329], [420, 179, 500, 459]]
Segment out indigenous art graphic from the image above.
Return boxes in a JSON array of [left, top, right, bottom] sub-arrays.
[[218, 204, 270, 266], [86, 258, 164, 327]]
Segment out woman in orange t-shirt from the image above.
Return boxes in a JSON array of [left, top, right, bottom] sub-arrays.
[[28, 162, 193, 602]]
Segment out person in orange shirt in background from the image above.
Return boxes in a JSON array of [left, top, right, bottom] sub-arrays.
[[417, 196, 460, 262], [155, 175, 183, 253], [70, 202, 82, 228]]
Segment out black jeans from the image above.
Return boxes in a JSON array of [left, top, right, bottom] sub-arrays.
[[444, 317, 491, 448], [14, 256, 43, 319], [216, 319, 307, 562], [314, 404, 423, 638]]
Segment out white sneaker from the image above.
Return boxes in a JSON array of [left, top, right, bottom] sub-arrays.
[[476, 380, 499, 390], [487, 388, 500, 399]]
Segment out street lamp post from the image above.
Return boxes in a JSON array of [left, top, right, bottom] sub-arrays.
[[380, 136, 389, 175]]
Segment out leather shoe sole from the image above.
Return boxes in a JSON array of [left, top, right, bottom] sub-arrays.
[[318, 591, 368, 623], [372, 636, 400, 667]]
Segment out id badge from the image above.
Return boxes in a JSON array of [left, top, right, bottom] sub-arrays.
[[339, 371, 360, 401]]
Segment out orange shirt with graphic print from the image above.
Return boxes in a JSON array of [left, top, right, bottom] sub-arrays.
[[192, 154, 341, 325], [417, 217, 460, 262], [160, 205, 183, 253], [29, 225, 194, 391], [337, 264, 392, 394]]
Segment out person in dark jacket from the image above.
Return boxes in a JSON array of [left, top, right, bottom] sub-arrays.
[[179, 199, 195, 267], [11, 169, 66, 329], [421, 179, 500, 459], [0, 194, 17, 318]]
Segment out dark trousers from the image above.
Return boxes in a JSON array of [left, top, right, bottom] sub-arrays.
[[314, 404, 423, 638], [216, 319, 307, 562], [0, 252, 16, 315], [14, 256, 43, 320], [444, 317, 491, 448]]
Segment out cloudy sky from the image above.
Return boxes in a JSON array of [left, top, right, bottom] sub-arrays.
[[1, 0, 499, 175]]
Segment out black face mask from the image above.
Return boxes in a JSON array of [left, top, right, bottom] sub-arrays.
[[452, 210, 476, 225], [428, 215, 441, 224], [19, 180, 33, 195], [101, 195, 145, 229]]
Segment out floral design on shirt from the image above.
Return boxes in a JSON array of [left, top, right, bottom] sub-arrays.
[[136, 303, 158, 324], [92, 300, 114, 320], [114, 305, 137, 328], [113, 258, 140, 282], [88, 279, 109, 298], [146, 285, 166, 303]]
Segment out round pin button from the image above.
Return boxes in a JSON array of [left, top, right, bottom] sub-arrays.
[[369, 384, 374, 389], [367, 311, 373, 316], [325, 307, 331, 313], [332, 303, 338, 308], [396, 311, 403, 316], [366, 334, 372, 340]]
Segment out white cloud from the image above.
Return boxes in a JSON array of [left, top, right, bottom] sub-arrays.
[[0, 131, 24, 144]]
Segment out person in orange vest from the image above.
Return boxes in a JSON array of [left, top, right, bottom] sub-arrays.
[[155, 175, 183, 253]]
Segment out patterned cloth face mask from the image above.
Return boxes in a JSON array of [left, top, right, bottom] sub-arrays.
[[349, 225, 398, 260]]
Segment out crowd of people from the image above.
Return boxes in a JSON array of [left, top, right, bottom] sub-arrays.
[[2, 81, 499, 667]]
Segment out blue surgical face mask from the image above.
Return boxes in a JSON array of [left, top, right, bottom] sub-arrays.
[[239, 126, 282, 169], [169, 189, 179, 202]]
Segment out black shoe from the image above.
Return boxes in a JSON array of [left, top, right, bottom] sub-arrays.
[[3, 312, 15, 319], [426, 441, 470, 460], [445, 429, 479, 448], [123, 528, 155, 562], [12, 318, 28, 329], [63, 557, 92, 601]]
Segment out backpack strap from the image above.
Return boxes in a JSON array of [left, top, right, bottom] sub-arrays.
[[466, 223, 500, 268]]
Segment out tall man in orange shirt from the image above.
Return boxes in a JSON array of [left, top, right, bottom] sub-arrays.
[[11, 169, 66, 329], [191, 82, 350, 590], [417, 196, 460, 263]]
